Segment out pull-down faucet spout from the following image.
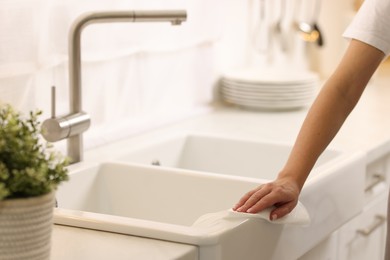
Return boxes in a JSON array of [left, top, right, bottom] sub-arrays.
[[42, 10, 187, 163]]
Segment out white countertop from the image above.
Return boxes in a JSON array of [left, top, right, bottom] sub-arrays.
[[51, 225, 198, 260], [51, 66, 390, 260]]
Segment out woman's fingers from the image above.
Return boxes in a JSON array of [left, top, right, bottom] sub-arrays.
[[232, 180, 300, 220], [270, 200, 297, 220], [234, 184, 273, 213], [232, 189, 257, 210]]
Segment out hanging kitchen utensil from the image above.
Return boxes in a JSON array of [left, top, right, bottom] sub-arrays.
[[295, 0, 324, 46], [312, 0, 324, 46], [252, 0, 271, 54], [274, 0, 288, 52]]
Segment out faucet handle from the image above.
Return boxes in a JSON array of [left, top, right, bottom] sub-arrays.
[[41, 85, 91, 143], [42, 85, 71, 142], [51, 86, 56, 118]]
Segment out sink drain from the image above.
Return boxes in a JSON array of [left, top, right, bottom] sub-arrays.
[[151, 160, 161, 166]]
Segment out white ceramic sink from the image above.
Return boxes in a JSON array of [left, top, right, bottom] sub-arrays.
[[54, 134, 366, 260], [117, 134, 341, 181]]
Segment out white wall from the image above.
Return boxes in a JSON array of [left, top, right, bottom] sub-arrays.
[[0, 0, 354, 151], [0, 0, 251, 150], [307, 0, 355, 78]]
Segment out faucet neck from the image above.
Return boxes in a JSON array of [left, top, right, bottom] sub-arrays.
[[65, 10, 186, 163], [68, 10, 186, 115]]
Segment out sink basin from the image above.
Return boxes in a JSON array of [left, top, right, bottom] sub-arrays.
[[118, 134, 341, 181], [55, 162, 275, 259], [56, 162, 257, 227], [54, 134, 366, 259]]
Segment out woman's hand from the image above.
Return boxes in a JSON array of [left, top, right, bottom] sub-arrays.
[[232, 177, 301, 221], [232, 40, 385, 222]]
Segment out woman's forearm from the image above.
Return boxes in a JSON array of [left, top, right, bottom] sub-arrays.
[[233, 39, 384, 217], [279, 39, 384, 190]]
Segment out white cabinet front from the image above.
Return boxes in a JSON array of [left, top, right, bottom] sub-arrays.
[[338, 191, 387, 260]]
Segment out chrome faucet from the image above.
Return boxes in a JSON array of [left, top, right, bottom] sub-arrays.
[[42, 10, 187, 163]]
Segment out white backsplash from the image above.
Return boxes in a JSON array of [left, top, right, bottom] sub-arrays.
[[0, 0, 353, 152], [0, 0, 247, 150]]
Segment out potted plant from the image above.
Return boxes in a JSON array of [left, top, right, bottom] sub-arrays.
[[0, 103, 69, 260]]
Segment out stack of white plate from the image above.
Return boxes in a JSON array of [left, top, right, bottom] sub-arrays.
[[220, 67, 319, 111]]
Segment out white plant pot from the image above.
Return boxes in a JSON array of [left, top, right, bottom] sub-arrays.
[[0, 192, 55, 260]]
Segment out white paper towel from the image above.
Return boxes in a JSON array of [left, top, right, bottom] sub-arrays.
[[192, 201, 310, 228], [226, 201, 311, 226]]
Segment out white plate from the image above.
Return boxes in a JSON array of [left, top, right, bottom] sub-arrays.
[[222, 67, 319, 85], [221, 85, 316, 99], [221, 89, 314, 101], [221, 80, 318, 93], [221, 95, 313, 107], [223, 97, 310, 107]]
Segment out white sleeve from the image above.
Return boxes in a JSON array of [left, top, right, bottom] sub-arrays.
[[343, 0, 390, 56]]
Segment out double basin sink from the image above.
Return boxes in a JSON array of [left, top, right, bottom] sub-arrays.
[[54, 134, 365, 260]]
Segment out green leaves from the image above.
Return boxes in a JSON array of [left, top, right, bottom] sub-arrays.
[[0, 104, 69, 200]]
